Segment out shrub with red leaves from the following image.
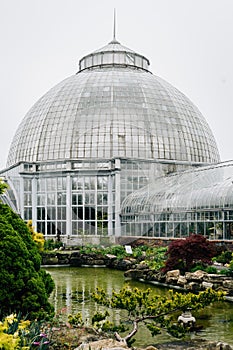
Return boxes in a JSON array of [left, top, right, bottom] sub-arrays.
[[163, 234, 217, 273]]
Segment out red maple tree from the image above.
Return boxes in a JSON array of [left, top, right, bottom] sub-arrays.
[[163, 234, 217, 273]]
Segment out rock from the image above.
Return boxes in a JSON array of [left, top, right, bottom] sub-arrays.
[[114, 259, 133, 271], [85, 258, 105, 265], [70, 251, 81, 258], [124, 269, 148, 279], [215, 342, 233, 350], [57, 253, 70, 264], [166, 269, 180, 278], [223, 280, 233, 290], [136, 262, 150, 269], [177, 275, 187, 286], [202, 281, 214, 289], [204, 274, 228, 282], [75, 338, 129, 350], [147, 270, 155, 280], [196, 270, 207, 279], [42, 256, 59, 265], [186, 281, 200, 291], [105, 254, 117, 259], [154, 340, 233, 350], [154, 271, 166, 283], [70, 257, 82, 266], [185, 270, 207, 281], [166, 270, 180, 283]]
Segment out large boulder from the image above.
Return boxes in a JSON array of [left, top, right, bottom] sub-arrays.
[[185, 270, 207, 281], [166, 270, 180, 284]]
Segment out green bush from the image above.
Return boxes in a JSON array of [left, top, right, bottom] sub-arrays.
[[0, 203, 54, 320], [104, 245, 127, 259], [79, 244, 105, 256], [205, 266, 218, 274], [191, 264, 217, 274], [44, 239, 63, 251], [215, 250, 233, 264], [191, 264, 206, 272]]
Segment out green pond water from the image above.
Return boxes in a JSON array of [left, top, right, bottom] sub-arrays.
[[44, 266, 233, 347]]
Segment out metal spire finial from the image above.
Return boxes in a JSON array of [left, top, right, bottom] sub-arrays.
[[113, 8, 116, 41], [109, 8, 120, 44]]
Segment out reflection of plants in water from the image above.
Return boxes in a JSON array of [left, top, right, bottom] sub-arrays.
[[68, 312, 84, 326], [195, 301, 233, 331], [61, 290, 91, 303]]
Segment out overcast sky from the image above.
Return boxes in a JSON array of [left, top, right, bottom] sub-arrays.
[[0, 0, 233, 169]]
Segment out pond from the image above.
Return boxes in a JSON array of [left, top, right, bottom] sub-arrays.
[[44, 266, 233, 347]]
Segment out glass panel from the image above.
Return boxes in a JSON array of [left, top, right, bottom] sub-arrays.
[[47, 207, 56, 220], [37, 207, 46, 220], [24, 179, 32, 191], [57, 193, 66, 205], [37, 194, 45, 206], [57, 207, 66, 220], [24, 194, 32, 206], [47, 193, 56, 205]]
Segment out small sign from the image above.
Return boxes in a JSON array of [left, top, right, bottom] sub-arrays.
[[125, 245, 133, 254]]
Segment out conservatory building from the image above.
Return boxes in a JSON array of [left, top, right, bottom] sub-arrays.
[[1, 33, 233, 243]]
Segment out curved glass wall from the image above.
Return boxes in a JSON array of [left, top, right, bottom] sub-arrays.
[[121, 161, 233, 240]]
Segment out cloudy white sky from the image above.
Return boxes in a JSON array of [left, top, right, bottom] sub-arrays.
[[0, 0, 233, 169]]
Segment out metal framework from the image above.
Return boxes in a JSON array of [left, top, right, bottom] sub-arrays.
[[121, 161, 233, 240]]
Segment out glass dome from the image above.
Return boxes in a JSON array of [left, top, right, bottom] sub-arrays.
[[7, 39, 220, 167]]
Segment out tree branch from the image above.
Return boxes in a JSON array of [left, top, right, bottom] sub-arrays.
[[114, 319, 139, 344], [114, 307, 182, 344]]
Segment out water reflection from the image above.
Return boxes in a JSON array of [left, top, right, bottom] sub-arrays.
[[46, 266, 127, 325], [45, 266, 233, 346]]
